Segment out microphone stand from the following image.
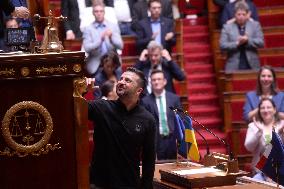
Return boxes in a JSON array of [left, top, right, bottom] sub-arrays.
[[172, 107, 239, 173]]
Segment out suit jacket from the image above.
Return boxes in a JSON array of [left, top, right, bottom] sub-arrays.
[[220, 0, 258, 27], [243, 91, 284, 122], [136, 17, 176, 53], [83, 20, 123, 74], [61, 0, 82, 38], [134, 58, 185, 93], [0, 0, 14, 39], [220, 20, 264, 71], [142, 91, 181, 135], [61, 0, 92, 38], [132, 0, 173, 31]]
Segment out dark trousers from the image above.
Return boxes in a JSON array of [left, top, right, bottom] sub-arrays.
[[156, 134, 177, 160]]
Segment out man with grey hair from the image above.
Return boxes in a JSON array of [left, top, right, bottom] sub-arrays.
[[134, 41, 185, 94], [220, 1, 264, 71], [83, 1, 123, 75]]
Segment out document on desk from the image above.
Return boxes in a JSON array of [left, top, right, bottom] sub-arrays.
[[172, 167, 222, 176]]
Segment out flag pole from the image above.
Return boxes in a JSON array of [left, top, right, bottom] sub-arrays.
[[186, 142, 190, 167], [176, 139, 179, 166]]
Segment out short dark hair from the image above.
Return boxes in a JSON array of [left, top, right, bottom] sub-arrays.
[[100, 51, 121, 69], [148, 0, 161, 8], [257, 97, 280, 123], [256, 66, 278, 96], [101, 80, 115, 97], [125, 67, 147, 92], [150, 69, 165, 78]]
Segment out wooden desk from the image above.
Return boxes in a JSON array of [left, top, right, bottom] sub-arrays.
[[153, 162, 248, 189]]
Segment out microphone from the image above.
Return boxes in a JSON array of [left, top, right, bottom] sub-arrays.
[[169, 106, 235, 161], [169, 106, 210, 156]]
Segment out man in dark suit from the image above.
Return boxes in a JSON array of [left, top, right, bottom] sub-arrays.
[[142, 69, 182, 160], [135, 0, 175, 53], [61, 0, 92, 39], [134, 41, 185, 94], [132, 0, 173, 31]]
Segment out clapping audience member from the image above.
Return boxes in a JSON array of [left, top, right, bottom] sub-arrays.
[[132, 0, 173, 32], [220, 0, 258, 27], [142, 69, 182, 160], [220, 1, 264, 71], [243, 66, 284, 122], [245, 98, 284, 181], [94, 51, 122, 98], [134, 41, 185, 94], [83, 1, 123, 75], [135, 0, 175, 53], [100, 80, 118, 100]]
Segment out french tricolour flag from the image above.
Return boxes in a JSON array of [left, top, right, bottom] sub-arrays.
[[256, 132, 284, 186]]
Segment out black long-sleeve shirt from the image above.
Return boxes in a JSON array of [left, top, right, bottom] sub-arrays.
[[88, 99, 156, 189]]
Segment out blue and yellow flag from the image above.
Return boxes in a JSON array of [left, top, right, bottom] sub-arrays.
[[183, 115, 200, 161], [174, 113, 200, 161]]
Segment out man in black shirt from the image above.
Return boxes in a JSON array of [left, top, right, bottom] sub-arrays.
[[87, 67, 156, 189]]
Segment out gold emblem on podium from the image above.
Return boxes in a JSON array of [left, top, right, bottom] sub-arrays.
[[1, 101, 61, 157]]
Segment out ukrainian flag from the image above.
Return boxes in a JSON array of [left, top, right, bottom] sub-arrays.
[[184, 116, 200, 161]]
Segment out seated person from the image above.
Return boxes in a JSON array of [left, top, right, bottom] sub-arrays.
[[135, 0, 175, 53], [220, 0, 258, 27], [94, 51, 122, 98], [243, 66, 284, 122], [100, 80, 118, 100], [82, 1, 123, 75], [134, 41, 185, 94], [244, 98, 284, 181], [219, 1, 264, 71], [142, 69, 182, 160]]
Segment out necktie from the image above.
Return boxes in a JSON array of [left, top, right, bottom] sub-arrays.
[[158, 96, 169, 136]]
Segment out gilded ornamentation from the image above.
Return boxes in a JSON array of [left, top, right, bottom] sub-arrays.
[[73, 64, 82, 73], [73, 77, 87, 98], [36, 65, 67, 74], [20, 67, 30, 77], [0, 143, 61, 157], [1, 101, 60, 157], [0, 68, 15, 76]]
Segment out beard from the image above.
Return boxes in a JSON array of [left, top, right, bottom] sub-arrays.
[[116, 83, 130, 98]]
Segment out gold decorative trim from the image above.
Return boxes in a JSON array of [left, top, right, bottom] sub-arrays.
[[36, 65, 67, 74], [2, 101, 53, 153], [73, 64, 82, 73], [73, 77, 87, 98], [0, 143, 61, 157], [0, 68, 15, 76], [20, 67, 30, 77]]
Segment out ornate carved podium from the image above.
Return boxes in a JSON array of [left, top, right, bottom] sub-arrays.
[[0, 52, 89, 189]]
